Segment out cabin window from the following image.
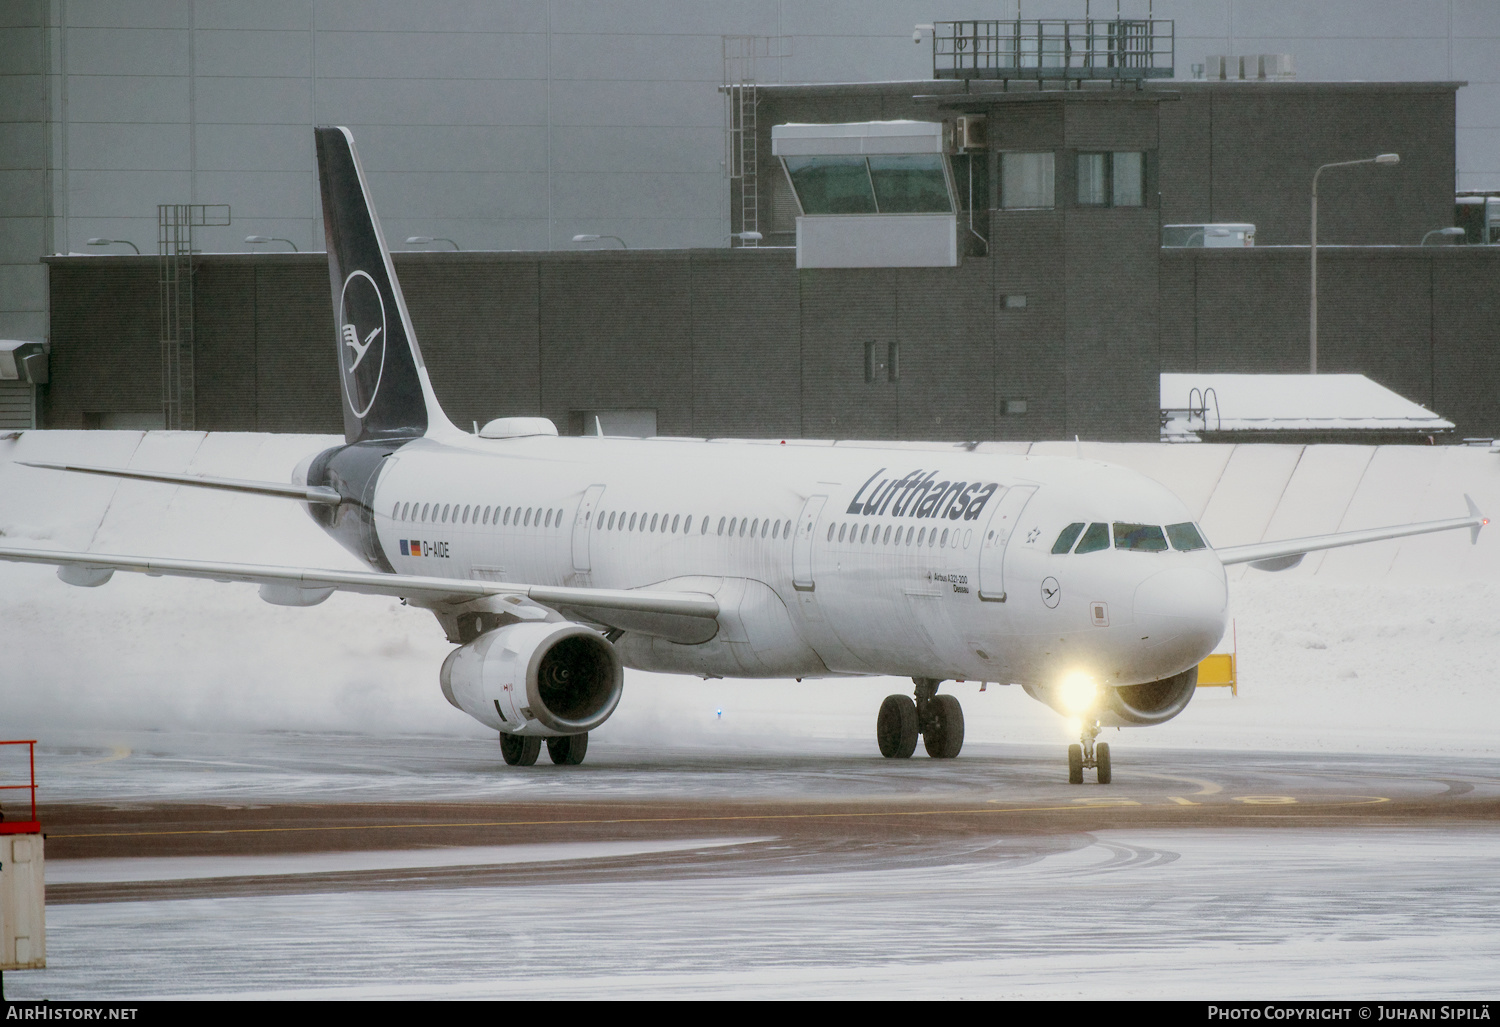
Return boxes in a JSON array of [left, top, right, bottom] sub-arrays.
[[828, 523, 836, 541], [392, 502, 400, 519], [857, 525, 867, 543], [541, 509, 550, 528], [882, 526, 891, 545], [739, 518, 748, 537], [940, 528, 950, 546], [963, 530, 972, 548], [606, 511, 615, 529], [670, 514, 679, 533], [750, 518, 760, 537], [1114, 522, 1168, 552], [917, 527, 925, 546], [1166, 522, 1208, 552], [1074, 522, 1110, 554], [717, 517, 726, 536], [1052, 522, 1086, 554], [727, 517, 736, 536], [700, 516, 708, 534], [838, 524, 847, 542], [772, 521, 780, 540], [761, 519, 769, 539], [645, 513, 655, 532]]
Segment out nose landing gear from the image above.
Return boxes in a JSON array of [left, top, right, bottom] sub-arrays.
[[1067, 720, 1112, 784], [877, 677, 965, 759]]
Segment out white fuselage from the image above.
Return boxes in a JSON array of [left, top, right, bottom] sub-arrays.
[[368, 434, 1229, 690]]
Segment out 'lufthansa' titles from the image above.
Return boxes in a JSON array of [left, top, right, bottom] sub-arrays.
[[846, 468, 999, 522]]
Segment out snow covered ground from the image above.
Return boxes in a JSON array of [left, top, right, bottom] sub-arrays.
[[17, 827, 1500, 1000], [0, 430, 1496, 757]]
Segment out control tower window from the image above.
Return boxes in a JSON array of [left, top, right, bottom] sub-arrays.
[[1000, 152, 1055, 210], [784, 155, 877, 214], [868, 155, 953, 213]]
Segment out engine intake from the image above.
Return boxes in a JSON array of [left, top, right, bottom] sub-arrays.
[[1100, 666, 1198, 726], [440, 621, 623, 736]]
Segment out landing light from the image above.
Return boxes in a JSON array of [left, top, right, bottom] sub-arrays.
[[1058, 672, 1099, 716]]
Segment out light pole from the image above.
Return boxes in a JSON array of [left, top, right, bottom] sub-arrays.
[[86, 237, 140, 254], [1310, 153, 1398, 374], [1420, 227, 1465, 246], [571, 234, 628, 249], [245, 234, 298, 251], [405, 236, 460, 250]]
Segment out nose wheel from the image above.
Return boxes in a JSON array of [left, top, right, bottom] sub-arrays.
[[1068, 720, 1111, 784]]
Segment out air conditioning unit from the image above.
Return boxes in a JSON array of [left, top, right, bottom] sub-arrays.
[[953, 116, 987, 152]]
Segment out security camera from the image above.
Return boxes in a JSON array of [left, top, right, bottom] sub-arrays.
[[913, 29, 922, 43]]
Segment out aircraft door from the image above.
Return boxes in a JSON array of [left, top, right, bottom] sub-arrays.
[[977, 485, 1036, 601], [792, 495, 826, 592], [571, 484, 606, 572]]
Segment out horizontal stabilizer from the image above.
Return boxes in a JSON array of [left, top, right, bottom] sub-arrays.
[[18, 461, 342, 506]]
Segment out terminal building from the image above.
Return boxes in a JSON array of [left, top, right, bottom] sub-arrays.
[[7, 10, 1499, 442]]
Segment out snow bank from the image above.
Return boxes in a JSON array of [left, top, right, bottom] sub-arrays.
[[0, 431, 1495, 754]]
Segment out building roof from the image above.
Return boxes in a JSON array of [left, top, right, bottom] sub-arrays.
[[1161, 373, 1454, 441]]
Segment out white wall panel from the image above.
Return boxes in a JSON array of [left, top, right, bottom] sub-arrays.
[[67, 122, 189, 171], [194, 76, 311, 124], [0, 171, 46, 217], [65, 0, 188, 30], [192, 170, 312, 218], [314, 30, 546, 80], [549, 126, 721, 174], [0, 124, 46, 170], [364, 171, 549, 219], [348, 125, 548, 172], [314, 77, 545, 126], [551, 170, 720, 220], [549, 78, 720, 127], [65, 74, 186, 123], [195, 0, 312, 32], [550, 33, 721, 82], [195, 123, 310, 172], [314, 0, 545, 35], [66, 169, 191, 219], [196, 29, 311, 79], [549, 0, 777, 36], [1317, 445, 1442, 580], [67, 27, 187, 76]]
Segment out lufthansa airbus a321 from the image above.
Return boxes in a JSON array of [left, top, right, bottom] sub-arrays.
[[2, 128, 1486, 781]]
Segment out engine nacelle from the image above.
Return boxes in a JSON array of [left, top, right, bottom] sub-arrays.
[[1025, 666, 1198, 728], [439, 621, 623, 736]]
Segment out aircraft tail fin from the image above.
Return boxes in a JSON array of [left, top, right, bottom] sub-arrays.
[[315, 126, 458, 444]]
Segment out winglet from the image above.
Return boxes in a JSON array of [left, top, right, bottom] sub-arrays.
[[1465, 494, 1487, 545]]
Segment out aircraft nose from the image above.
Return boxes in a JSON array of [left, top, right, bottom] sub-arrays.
[[1133, 565, 1228, 665]]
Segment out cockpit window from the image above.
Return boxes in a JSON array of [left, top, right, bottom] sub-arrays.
[[1166, 522, 1208, 552], [1051, 522, 1085, 554], [1074, 522, 1110, 554], [1114, 522, 1168, 552]]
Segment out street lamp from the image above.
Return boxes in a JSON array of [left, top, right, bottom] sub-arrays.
[[86, 237, 140, 254], [245, 235, 298, 251], [405, 236, 460, 250], [1420, 227, 1465, 246], [571, 234, 628, 248], [1310, 153, 1398, 374]]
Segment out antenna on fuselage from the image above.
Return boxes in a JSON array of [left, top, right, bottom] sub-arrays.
[[1075, 435, 1082, 458], [594, 416, 604, 437]]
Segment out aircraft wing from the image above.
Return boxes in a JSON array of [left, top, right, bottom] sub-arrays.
[[1216, 496, 1487, 570], [0, 544, 720, 620], [16, 461, 342, 506]]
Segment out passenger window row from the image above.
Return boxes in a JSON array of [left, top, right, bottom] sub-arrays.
[[1052, 521, 1208, 554], [596, 511, 794, 540], [826, 521, 967, 550], [393, 501, 565, 530]]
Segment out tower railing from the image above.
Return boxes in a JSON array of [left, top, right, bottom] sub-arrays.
[[933, 19, 1173, 83]]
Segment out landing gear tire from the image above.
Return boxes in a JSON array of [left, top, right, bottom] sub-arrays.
[[500, 732, 541, 766], [877, 695, 919, 759], [1095, 741, 1112, 785], [921, 694, 965, 759], [547, 733, 589, 766], [1068, 743, 1084, 784]]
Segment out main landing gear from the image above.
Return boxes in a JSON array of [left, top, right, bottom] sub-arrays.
[[877, 677, 965, 759], [1067, 720, 1111, 785], [500, 731, 589, 766]]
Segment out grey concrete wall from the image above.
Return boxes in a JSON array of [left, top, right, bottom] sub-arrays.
[[1159, 245, 1500, 438], [0, 0, 50, 341]]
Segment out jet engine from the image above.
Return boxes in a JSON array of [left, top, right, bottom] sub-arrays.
[[1025, 665, 1198, 728], [1100, 666, 1198, 726], [439, 621, 623, 736]]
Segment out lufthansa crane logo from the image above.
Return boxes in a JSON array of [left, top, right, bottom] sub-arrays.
[[337, 269, 386, 419]]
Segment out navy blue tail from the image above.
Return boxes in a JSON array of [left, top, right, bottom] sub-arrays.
[[315, 126, 432, 444]]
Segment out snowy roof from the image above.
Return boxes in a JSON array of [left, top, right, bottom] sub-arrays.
[[1160, 373, 1454, 436]]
